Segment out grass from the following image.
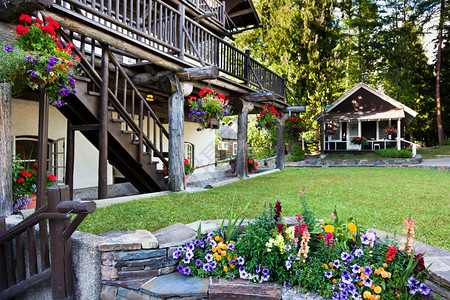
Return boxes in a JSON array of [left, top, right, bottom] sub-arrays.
[[78, 168, 450, 251], [417, 144, 450, 159]]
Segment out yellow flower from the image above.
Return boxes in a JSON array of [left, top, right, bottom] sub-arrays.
[[348, 222, 357, 233], [374, 286, 382, 294], [215, 236, 222, 242], [374, 296, 380, 300], [223, 266, 228, 272], [383, 263, 388, 268], [215, 255, 222, 261], [221, 251, 227, 256], [324, 225, 335, 233], [230, 264, 235, 268], [363, 291, 371, 299]]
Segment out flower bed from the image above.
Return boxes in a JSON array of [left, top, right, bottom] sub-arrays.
[[174, 195, 430, 299], [351, 137, 368, 145]]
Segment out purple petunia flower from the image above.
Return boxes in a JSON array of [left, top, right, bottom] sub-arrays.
[[255, 265, 261, 273], [25, 56, 32, 61], [183, 266, 191, 276], [262, 274, 270, 282], [210, 261, 217, 268], [5, 45, 13, 52], [209, 240, 217, 247], [285, 261, 291, 270], [418, 283, 430, 295], [46, 65, 53, 71], [341, 252, 350, 261], [333, 260, 341, 269], [202, 263, 210, 272], [186, 242, 195, 251], [351, 264, 360, 274], [324, 271, 333, 279], [172, 250, 182, 259], [227, 243, 235, 251], [230, 274, 235, 280], [353, 248, 364, 258], [205, 253, 213, 262], [177, 265, 184, 273], [195, 259, 203, 267], [262, 268, 270, 276], [30, 71, 37, 77], [283, 282, 291, 287], [362, 266, 373, 276], [237, 257, 245, 265], [361, 234, 370, 245], [239, 266, 245, 272], [408, 277, 420, 288], [363, 277, 373, 288], [341, 269, 352, 284]]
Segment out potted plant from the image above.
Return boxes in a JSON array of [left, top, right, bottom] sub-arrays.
[[384, 124, 397, 139], [12, 156, 57, 212], [255, 104, 281, 131], [0, 15, 80, 107], [284, 117, 307, 142], [350, 136, 368, 145], [325, 125, 338, 137], [187, 89, 232, 131], [229, 156, 259, 174]]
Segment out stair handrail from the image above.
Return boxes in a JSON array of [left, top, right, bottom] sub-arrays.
[[399, 138, 420, 156], [59, 31, 169, 166]]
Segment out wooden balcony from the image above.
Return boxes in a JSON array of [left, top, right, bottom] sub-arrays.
[[47, 0, 286, 100]]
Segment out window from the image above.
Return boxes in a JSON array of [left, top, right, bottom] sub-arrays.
[[330, 123, 340, 141], [218, 141, 228, 150], [14, 136, 65, 183], [184, 142, 194, 165], [233, 142, 237, 155]]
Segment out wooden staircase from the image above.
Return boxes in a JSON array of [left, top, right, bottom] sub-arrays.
[[57, 32, 169, 193]]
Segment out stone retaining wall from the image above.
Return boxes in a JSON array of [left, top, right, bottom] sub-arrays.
[[290, 156, 449, 171]]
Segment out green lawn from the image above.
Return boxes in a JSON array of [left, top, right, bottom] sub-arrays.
[[79, 168, 450, 251], [417, 144, 450, 159]]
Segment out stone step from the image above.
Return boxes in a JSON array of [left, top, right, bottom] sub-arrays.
[[140, 273, 209, 299]]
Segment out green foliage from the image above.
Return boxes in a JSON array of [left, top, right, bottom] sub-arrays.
[[289, 144, 305, 161], [376, 149, 413, 158]]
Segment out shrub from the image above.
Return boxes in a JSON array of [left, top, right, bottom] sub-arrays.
[[376, 149, 413, 158], [289, 144, 305, 161]]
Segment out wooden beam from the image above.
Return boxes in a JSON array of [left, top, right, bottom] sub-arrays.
[[239, 91, 275, 102], [167, 74, 185, 192], [0, 0, 53, 22], [228, 8, 254, 18], [98, 45, 109, 199], [236, 100, 253, 178], [276, 121, 286, 170], [133, 66, 219, 86], [0, 83, 12, 216]]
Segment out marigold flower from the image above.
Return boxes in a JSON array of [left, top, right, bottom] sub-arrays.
[[358, 281, 363, 286], [62, 68, 67, 73], [215, 236, 222, 242], [363, 291, 371, 299], [348, 222, 357, 233], [223, 266, 228, 272], [383, 263, 388, 268], [221, 251, 227, 256], [374, 286, 382, 294], [332, 279, 337, 284], [215, 255, 222, 261], [324, 225, 334, 233]]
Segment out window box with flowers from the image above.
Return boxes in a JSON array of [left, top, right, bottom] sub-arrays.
[[255, 104, 281, 131], [325, 125, 338, 137], [12, 156, 57, 212], [350, 136, 368, 145], [0, 15, 80, 107], [187, 89, 232, 131]]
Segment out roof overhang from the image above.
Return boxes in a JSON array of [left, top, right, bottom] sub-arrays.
[[225, 0, 260, 30]]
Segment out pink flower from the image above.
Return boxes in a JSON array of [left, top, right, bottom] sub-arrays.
[[331, 213, 337, 219], [300, 189, 306, 196]]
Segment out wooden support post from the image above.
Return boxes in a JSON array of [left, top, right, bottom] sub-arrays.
[[178, 4, 185, 59], [276, 115, 287, 170], [397, 119, 401, 150], [98, 45, 109, 199], [37, 87, 49, 208], [0, 83, 12, 216], [65, 121, 74, 200], [236, 100, 254, 178], [48, 185, 74, 300], [244, 50, 250, 86], [0, 217, 8, 291], [168, 74, 185, 191]]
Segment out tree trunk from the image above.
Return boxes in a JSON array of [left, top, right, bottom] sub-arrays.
[[435, 0, 445, 145], [168, 75, 185, 191], [0, 83, 12, 216]]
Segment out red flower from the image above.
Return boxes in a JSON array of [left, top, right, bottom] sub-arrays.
[[74, 55, 81, 61], [205, 88, 212, 94], [19, 14, 32, 23], [34, 162, 38, 167], [218, 93, 225, 100], [32, 169, 37, 173], [253, 167, 257, 171], [21, 171, 32, 177], [18, 178, 25, 183], [318, 234, 323, 239], [256, 162, 259, 166], [199, 89, 205, 96], [15, 25, 29, 35], [386, 245, 397, 262], [48, 174, 56, 181], [413, 253, 425, 274], [277, 223, 284, 234], [248, 160, 252, 164]]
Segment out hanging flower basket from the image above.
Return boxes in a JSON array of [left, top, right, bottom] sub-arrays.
[[256, 104, 281, 131], [384, 125, 398, 135], [285, 116, 307, 142], [325, 125, 338, 137], [350, 136, 368, 145], [187, 89, 232, 131], [0, 15, 80, 107]]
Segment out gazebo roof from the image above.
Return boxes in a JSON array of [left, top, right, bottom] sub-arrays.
[[315, 83, 418, 125]]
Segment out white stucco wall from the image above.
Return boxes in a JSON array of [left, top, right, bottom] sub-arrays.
[[11, 99, 113, 189], [184, 121, 215, 173]]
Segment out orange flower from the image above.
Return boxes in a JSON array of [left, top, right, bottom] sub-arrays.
[[223, 266, 228, 272], [374, 286, 382, 294]]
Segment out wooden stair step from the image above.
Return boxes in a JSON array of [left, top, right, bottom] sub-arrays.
[[122, 130, 134, 134], [74, 76, 92, 83], [153, 151, 169, 158], [111, 118, 125, 123], [108, 105, 115, 111], [88, 91, 101, 96]]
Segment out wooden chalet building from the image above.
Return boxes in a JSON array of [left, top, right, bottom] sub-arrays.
[[315, 83, 419, 153], [0, 0, 293, 198]]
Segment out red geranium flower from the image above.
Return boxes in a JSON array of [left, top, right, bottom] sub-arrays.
[[18, 178, 25, 183], [34, 18, 44, 24], [48, 174, 57, 181], [19, 14, 32, 23], [15, 25, 29, 35]]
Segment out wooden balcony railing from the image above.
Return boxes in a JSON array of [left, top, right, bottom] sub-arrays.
[[51, 0, 286, 99], [183, 0, 225, 27]]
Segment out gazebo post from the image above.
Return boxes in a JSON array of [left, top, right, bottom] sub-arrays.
[[397, 119, 401, 150]]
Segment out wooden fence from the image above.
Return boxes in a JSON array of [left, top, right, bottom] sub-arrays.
[[0, 186, 96, 300]]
